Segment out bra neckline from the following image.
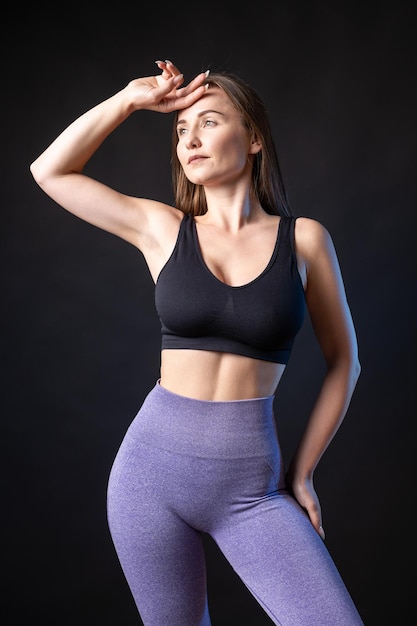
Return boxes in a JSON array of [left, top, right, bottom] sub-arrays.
[[191, 215, 283, 289]]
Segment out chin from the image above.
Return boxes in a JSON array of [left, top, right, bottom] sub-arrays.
[[185, 174, 210, 185]]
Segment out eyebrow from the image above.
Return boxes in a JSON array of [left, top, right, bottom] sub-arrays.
[[176, 109, 226, 126]]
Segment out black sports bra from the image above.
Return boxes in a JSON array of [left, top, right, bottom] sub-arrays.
[[154, 214, 306, 364]]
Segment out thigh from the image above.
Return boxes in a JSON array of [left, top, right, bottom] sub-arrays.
[[213, 492, 364, 626], [107, 440, 211, 626]]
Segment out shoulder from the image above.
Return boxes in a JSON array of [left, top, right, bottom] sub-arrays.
[[139, 201, 184, 240], [293, 216, 334, 261], [133, 200, 184, 257]]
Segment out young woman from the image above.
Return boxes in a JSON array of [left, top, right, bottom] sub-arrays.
[[30, 59, 363, 625]]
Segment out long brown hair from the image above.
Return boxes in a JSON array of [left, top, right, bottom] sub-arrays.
[[171, 71, 292, 217]]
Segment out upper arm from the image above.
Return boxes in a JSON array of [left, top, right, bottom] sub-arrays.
[[31, 169, 181, 253], [294, 217, 359, 367]]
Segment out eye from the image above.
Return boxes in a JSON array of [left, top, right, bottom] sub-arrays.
[[177, 127, 187, 136], [203, 119, 216, 127]]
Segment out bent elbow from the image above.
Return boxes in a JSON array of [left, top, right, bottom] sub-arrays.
[[29, 155, 56, 188], [328, 351, 361, 388], [351, 355, 361, 386], [29, 159, 44, 186]]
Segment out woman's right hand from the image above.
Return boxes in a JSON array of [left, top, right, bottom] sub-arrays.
[[125, 60, 209, 114], [29, 59, 206, 253]]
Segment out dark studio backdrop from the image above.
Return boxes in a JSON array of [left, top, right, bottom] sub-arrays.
[[3, 2, 416, 624]]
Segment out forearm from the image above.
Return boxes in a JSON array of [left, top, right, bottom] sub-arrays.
[[30, 64, 208, 187], [30, 88, 133, 183], [288, 357, 361, 483]]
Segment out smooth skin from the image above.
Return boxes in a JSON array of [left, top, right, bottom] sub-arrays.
[[30, 60, 361, 541]]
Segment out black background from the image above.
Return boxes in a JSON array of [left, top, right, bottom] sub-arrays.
[[3, 1, 416, 624]]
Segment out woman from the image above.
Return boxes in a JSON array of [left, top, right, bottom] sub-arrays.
[[30, 60, 363, 625]]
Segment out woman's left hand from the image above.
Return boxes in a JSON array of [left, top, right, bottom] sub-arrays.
[[287, 474, 326, 540]]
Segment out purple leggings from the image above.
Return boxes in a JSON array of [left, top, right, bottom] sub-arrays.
[[107, 381, 363, 625]]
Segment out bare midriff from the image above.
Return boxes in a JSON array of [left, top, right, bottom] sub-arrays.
[[159, 349, 286, 401]]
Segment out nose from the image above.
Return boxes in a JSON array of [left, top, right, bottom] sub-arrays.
[[185, 128, 202, 149]]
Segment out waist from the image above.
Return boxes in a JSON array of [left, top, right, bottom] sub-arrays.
[[129, 380, 278, 459], [160, 349, 286, 401]]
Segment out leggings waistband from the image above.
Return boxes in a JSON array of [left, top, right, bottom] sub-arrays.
[[126, 381, 279, 459]]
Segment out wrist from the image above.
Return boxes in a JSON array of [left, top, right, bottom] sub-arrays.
[[112, 87, 138, 117], [286, 462, 314, 486]]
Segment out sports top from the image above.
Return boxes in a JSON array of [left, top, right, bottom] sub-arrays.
[[154, 214, 306, 364]]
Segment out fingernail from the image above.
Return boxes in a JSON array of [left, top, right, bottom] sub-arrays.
[[173, 74, 184, 84], [155, 60, 164, 65], [165, 59, 173, 65], [205, 69, 210, 77], [319, 525, 325, 540]]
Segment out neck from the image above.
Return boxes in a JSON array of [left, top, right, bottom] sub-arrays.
[[201, 187, 264, 232]]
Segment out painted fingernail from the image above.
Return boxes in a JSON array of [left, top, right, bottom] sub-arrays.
[[155, 60, 164, 65], [173, 74, 184, 84], [205, 69, 210, 77], [165, 59, 173, 65]]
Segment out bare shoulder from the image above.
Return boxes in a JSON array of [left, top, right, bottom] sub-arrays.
[[134, 201, 186, 281], [294, 216, 334, 261], [133, 198, 183, 250]]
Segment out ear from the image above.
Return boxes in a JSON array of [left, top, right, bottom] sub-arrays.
[[249, 133, 262, 155]]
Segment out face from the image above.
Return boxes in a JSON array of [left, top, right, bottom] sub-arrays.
[[176, 88, 261, 187]]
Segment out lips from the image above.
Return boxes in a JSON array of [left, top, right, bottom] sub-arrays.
[[188, 155, 207, 164]]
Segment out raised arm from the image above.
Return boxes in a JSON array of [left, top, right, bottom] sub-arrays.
[[29, 61, 208, 252], [287, 217, 361, 539]]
